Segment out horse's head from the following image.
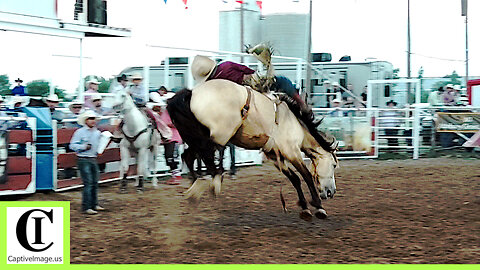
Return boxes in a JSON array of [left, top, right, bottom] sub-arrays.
[[309, 140, 338, 200], [112, 90, 131, 112]]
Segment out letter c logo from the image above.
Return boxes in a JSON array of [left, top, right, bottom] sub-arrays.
[[16, 209, 54, 252]]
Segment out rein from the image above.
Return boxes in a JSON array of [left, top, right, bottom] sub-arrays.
[[241, 87, 253, 119], [120, 119, 149, 144]]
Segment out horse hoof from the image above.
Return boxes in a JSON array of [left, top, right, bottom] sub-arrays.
[[314, 208, 328, 219], [119, 188, 127, 194], [299, 209, 313, 222], [136, 188, 144, 194]]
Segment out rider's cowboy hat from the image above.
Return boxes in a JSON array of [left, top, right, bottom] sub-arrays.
[[130, 73, 143, 80], [77, 110, 98, 126], [87, 79, 100, 85], [116, 74, 128, 82], [191, 55, 216, 82], [15, 78, 23, 83], [45, 94, 60, 102]]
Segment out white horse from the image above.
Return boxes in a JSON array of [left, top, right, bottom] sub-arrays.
[[112, 91, 160, 193]]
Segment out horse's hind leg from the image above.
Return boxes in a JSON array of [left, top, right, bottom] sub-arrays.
[[182, 147, 199, 183], [149, 145, 158, 188], [119, 143, 130, 193], [136, 147, 149, 193], [184, 147, 219, 200]]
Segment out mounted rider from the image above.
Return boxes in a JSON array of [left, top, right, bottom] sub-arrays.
[[190, 45, 321, 128], [111, 73, 171, 143]]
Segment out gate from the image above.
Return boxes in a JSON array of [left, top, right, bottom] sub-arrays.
[[0, 116, 37, 195]]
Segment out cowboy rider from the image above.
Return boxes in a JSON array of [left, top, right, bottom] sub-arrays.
[[191, 55, 321, 128]]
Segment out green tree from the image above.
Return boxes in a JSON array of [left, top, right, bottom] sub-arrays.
[[26, 80, 66, 99], [0, 74, 11, 96], [432, 70, 463, 91]]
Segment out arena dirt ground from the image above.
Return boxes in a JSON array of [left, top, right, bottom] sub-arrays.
[[14, 157, 480, 264]]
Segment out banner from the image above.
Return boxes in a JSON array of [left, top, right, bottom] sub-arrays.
[[436, 112, 480, 133]]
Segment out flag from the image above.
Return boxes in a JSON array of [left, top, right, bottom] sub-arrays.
[[163, 0, 167, 3], [236, 0, 243, 3], [256, 1, 262, 11], [182, 0, 188, 9]]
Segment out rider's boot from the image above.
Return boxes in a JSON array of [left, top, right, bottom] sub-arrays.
[[300, 104, 322, 128]]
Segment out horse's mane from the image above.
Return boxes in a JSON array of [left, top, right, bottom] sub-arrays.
[[278, 94, 337, 153]]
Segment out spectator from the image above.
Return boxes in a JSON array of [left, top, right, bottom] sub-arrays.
[[69, 110, 105, 215], [64, 99, 84, 128], [154, 104, 183, 185], [8, 96, 27, 113], [90, 93, 112, 117], [428, 86, 444, 106], [84, 79, 100, 109], [150, 86, 174, 103], [324, 80, 334, 108], [361, 85, 368, 106], [381, 100, 400, 148], [442, 84, 457, 106], [112, 74, 129, 93], [11, 78, 27, 96], [45, 94, 65, 122], [332, 82, 342, 99], [328, 98, 343, 117], [226, 143, 237, 179]]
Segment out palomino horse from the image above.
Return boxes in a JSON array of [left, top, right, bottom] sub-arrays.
[[112, 91, 161, 193], [167, 79, 337, 221]]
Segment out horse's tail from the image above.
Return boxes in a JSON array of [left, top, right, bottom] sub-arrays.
[[166, 88, 211, 146]]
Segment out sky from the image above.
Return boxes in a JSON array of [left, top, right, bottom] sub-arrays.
[[0, 0, 478, 92]]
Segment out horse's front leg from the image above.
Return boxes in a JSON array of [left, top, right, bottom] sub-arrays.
[[268, 151, 312, 221], [289, 152, 327, 219], [136, 147, 149, 193]]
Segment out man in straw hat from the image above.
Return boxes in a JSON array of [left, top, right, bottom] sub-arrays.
[[69, 110, 106, 215], [11, 78, 26, 96], [118, 73, 172, 140], [85, 78, 100, 109]]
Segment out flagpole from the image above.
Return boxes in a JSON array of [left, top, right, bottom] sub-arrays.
[[305, 0, 312, 96], [240, 1, 244, 63], [465, 0, 469, 84]]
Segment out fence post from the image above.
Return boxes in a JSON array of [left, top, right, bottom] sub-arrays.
[[296, 59, 303, 93], [163, 57, 169, 89], [413, 106, 420, 159]]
